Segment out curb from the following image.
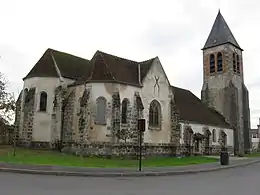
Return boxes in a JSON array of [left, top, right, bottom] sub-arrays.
[[0, 159, 259, 177]]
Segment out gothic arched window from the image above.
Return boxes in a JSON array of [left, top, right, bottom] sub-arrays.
[[233, 53, 236, 72], [209, 54, 215, 73], [212, 129, 216, 142], [121, 98, 129, 124], [217, 52, 223, 72], [236, 55, 240, 74], [96, 96, 107, 125], [39, 91, 47, 111], [149, 100, 161, 127]]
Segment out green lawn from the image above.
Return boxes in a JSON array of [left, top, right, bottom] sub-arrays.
[[0, 146, 218, 168], [245, 152, 260, 158]]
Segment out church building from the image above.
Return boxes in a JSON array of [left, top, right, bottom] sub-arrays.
[[14, 11, 251, 156]]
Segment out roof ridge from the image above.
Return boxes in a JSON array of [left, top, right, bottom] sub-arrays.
[[47, 48, 90, 61], [171, 85, 192, 93], [97, 50, 155, 65], [139, 57, 156, 64], [97, 50, 139, 64]]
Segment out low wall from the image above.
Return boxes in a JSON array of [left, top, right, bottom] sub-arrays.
[[61, 142, 234, 157], [18, 140, 234, 157]]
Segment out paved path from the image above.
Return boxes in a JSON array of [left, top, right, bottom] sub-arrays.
[[0, 162, 260, 195]]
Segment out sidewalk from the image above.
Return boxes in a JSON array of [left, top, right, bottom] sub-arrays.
[[0, 157, 259, 177]]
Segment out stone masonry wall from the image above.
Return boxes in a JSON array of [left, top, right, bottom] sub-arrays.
[[62, 141, 233, 157], [119, 98, 133, 143], [242, 84, 251, 153], [50, 85, 67, 146], [20, 88, 36, 146], [62, 90, 75, 144], [77, 88, 91, 149], [129, 92, 144, 144], [111, 92, 121, 143], [170, 98, 181, 155], [201, 44, 248, 156], [223, 81, 239, 153], [14, 91, 22, 144]]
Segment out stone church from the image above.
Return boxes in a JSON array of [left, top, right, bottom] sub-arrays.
[[14, 11, 250, 156]]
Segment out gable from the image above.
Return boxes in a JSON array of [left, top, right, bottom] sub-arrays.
[[72, 51, 156, 87], [142, 57, 171, 86], [172, 86, 231, 129]]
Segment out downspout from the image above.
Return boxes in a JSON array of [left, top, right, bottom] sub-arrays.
[[51, 52, 66, 151], [50, 52, 66, 85], [138, 64, 141, 86]]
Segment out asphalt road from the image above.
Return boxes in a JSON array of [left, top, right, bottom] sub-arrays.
[[0, 163, 259, 195]]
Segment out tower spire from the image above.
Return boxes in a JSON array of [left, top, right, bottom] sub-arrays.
[[202, 11, 242, 50]]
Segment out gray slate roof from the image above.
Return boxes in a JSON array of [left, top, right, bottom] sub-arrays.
[[172, 86, 231, 129], [24, 49, 155, 87], [23, 49, 90, 80], [202, 10, 242, 50]]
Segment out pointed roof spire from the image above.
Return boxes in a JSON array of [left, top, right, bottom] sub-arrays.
[[202, 11, 242, 50]]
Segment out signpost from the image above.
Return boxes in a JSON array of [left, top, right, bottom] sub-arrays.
[[137, 119, 145, 172]]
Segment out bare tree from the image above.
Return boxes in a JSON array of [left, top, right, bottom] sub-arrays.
[[0, 72, 15, 123], [0, 72, 16, 155]]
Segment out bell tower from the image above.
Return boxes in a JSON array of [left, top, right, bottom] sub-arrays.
[[201, 10, 251, 155]]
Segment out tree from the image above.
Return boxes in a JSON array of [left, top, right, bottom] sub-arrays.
[[0, 72, 15, 123]]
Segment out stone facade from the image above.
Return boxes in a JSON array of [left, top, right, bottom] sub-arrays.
[[169, 98, 181, 155], [20, 88, 36, 146], [111, 92, 121, 143], [201, 43, 251, 156], [14, 30, 236, 156], [14, 67, 235, 157], [13, 91, 22, 144], [62, 90, 75, 143], [201, 11, 251, 155]]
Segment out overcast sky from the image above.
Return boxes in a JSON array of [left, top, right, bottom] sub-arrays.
[[0, 0, 259, 128]]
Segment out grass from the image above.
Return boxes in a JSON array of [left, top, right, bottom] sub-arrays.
[[0, 146, 218, 168], [245, 152, 260, 158]]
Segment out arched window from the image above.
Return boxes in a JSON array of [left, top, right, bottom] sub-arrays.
[[39, 91, 47, 111], [212, 129, 216, 142], [149, 100, 161, 127], [236, 55, 240, 74], [179, 124, 182, 138], [23, 88, 29, 104], [183, 126, 193, 145], [217, 52, 223, 72], [209, 54, 215, 73], [96, 96, 107, 125], [220, 130, 227, 147], [121, 98, 129, 124], [233, 53, 236, 72]]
